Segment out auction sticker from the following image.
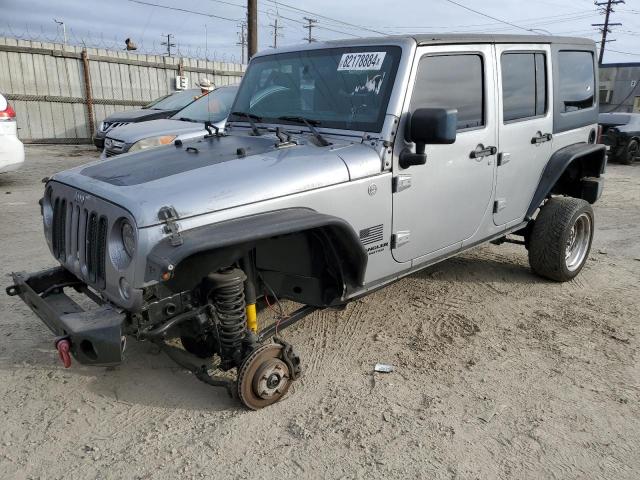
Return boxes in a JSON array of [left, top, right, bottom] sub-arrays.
[[337, 52, 386, 71]]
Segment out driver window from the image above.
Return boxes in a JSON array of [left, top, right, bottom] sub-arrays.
[[410, 54, 485, 130]]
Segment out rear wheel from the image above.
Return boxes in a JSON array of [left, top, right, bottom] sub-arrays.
[[619, 138, 639, 165], [528, 197, 594, 282]]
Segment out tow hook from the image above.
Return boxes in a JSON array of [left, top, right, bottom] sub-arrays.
[[55, 337, 72, 368]]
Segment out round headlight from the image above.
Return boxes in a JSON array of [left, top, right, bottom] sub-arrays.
[[121, 220, 136, 257]]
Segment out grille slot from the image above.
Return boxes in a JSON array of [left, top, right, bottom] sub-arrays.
[[50, 195, 108, 288], [52, 198, 67, 260]]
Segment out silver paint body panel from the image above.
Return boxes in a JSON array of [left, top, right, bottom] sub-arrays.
[[42, 35, 600, 309]]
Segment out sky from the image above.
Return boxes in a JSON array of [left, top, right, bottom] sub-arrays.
[[1, 0, 639, 64]]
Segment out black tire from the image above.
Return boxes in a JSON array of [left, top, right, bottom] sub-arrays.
[[619, 138, 639, 165], [528, 197, 594, 282]]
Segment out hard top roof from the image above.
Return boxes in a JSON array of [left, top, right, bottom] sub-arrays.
[[259, 33, 594, 57]]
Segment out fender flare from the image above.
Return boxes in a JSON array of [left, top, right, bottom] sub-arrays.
[[526, 143, 606, 220], [145, 207, 368, 288]]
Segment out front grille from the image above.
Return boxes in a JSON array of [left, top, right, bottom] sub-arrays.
[[104, 150, 118, 158], [51, 195, 108, 288]]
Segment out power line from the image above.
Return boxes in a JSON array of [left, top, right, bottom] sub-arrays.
[[203, 0, 362, 39], [440, 0, 537, 33], [128, 0, 240, 22], [607, 48, 640, 56], [385, 10, 599, 30], [263, 0, 388, 35]]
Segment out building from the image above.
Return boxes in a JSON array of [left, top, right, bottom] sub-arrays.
[[599, 62, 640, 113]]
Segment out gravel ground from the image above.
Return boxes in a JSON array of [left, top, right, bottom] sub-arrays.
[[1, 145, 639, 480]]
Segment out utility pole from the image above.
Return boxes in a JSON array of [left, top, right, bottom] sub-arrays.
[[237, 22, 247, 64], [247, 0, 257, 59], [303, 17, 317, 43], [161, 33, 175, 56], [53, 19, 66, 46], [270, 18, 283, 48], [593, 0, 624, 65]]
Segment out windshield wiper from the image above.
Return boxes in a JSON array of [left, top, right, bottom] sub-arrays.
[[277, 116, 331, 147], [230, 111, 263, 136], [176, 117, 199, 123]]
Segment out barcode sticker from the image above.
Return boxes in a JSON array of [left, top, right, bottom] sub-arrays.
[[337, 52, 386, 71]]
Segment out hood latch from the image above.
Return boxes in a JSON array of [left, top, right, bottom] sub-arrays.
[[158, 206, 183, 247]]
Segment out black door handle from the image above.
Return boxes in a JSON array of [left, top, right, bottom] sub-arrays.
[[470, 144, 497, 159], [531, 132, 552, 144]]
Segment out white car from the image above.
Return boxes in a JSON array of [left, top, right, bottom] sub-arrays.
[[0, 93, 24, 173]]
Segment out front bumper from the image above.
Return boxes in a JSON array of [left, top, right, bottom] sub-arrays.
[[7, 267, 126, 366]]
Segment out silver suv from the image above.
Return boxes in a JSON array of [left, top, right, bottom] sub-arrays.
[[8, 34, 605, 409]]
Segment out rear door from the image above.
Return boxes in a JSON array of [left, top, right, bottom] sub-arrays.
[[494, 44, 553, 226]]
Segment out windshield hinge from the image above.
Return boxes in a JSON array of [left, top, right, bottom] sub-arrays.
[[391, 231, 410, 249], [158, 206, 183, 247], [392, 174, 412, 193]]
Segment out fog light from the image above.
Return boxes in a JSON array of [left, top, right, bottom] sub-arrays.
[[119, 277, 130, 299]]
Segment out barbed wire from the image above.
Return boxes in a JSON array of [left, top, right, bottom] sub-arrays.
[[1, 22, 241, 63]]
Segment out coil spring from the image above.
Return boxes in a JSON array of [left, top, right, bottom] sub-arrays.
[[210, 269, 247, 354]]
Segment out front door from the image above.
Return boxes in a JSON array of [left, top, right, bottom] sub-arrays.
[[494, 45, 553, 226], [392, 45, 497, 263]]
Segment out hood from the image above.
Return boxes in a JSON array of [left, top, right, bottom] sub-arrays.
[[51, 133, 381, 227], [107, 118, 208, 143], [103, 108, 174, 123]]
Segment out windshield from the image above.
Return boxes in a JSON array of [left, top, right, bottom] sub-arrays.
[[171, 86, 238, 123], [145, 89, 200, 110], [229, 46, 402, 132]]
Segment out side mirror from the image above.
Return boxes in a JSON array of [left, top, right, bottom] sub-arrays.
[[399, 108, 458, 168]]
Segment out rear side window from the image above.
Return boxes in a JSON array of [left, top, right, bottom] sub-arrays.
[[558, 51, 595, 113], [410, 54, 484, 130], [501, 52, 547, 122]]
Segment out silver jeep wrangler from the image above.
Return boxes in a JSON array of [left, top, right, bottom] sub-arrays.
[[8, 34, 605, 409]]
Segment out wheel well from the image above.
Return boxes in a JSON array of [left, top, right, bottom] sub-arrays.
[[164, 226, 364, 307], [550, 148, 603, 198]]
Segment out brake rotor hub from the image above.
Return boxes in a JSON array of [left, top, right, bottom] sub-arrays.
[[237, 343, 295, 410], [253, 359, 289, 399]]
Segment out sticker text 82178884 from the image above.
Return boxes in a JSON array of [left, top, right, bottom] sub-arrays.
[[337, 52, 387, 71]]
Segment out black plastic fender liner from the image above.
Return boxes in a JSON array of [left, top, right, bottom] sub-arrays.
[[526, 143, 606, 220], [145, 208, 368, 289]]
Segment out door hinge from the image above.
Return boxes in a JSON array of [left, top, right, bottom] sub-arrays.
[[392, 174, 412, 193], [391, 231, 410, 248], [493, 199, 507, 213], [158, 206, 183, 246], [498, 152, 511, 166]]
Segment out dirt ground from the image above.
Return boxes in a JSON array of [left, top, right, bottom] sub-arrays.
[[0, 145, 638, 479]]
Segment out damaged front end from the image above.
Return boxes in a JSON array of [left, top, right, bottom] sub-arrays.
[[7, 267, 126, 366]]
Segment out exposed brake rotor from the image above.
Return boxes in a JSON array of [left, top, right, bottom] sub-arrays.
[[237, 343, 293, 410]]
